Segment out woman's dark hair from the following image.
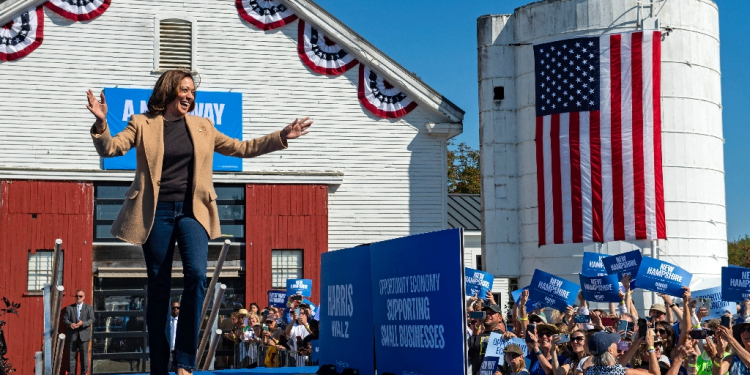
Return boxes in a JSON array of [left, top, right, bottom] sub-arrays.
[[249, 302, 259, 311], [147, 69, 197, 114], [655, 321, 675, 353]]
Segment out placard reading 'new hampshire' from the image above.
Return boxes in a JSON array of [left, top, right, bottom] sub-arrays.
[[319, 245, 374, 374], [371, 229, 466, 375], [286, 279, 312, 297], [528, 269, 580, 311], [512, 287, 545, 311], [634, 257, 692, 297], [602, 250, 643, 281], [581, 252, 609, 276], [692, 286, 736, 320], [579, 274, 621, 303], [465, 268, 494, 298], [102, 87, 243, 171], [722, 266, 750, 302]]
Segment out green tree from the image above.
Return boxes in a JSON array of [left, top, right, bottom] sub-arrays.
[[728, 235, 750, 267], [447, 141, 480, 194]]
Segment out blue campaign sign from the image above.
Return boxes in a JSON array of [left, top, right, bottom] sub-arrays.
[[465, 268, 494, 298], [528, 269, 580, 311], [267, 290, 286, 308], [581, 252, 609, 276], [302, 298, 318, 317], [319, 245, 374, 374], [634, 257, 692, 297], [286, 279, 313, 298], [511, 287, 545, 311], [722, 266, 750, 302], [692, 286, 736, 320], [579, 274, 620, 303], [101, 87, 243, 171], [602, 250, 643, 281], [371, 228, 466, 375]]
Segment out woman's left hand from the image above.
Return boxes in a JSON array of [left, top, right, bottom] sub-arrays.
[[281, 117, 313, 140]]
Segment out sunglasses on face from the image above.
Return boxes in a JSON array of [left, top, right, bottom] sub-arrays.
[[538, 331, 555, 337], [172, 306, 180, 310], [571, 336, 585, 342], [76, 295, 84, 298], [506, 353, 521, 359], [655, 329, 667, 335], [739, 326, 750, 334]]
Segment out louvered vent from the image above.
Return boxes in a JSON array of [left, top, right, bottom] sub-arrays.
[[159, 19, 192, 70]]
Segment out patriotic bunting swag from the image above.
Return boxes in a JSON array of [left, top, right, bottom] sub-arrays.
[[0, 5, 44, 62], [236, 0, 297, 30], [45, 0, 111, 22], [534, 31, 665, 246], [358, 64, 417, 119], [297, 20, 358, 75]]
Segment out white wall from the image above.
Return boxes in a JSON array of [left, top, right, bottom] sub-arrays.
[[0, 0, 454, 250], [479, 0, 726, 287]]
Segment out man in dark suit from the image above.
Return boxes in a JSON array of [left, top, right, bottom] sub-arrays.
[[63, 289, 94, 375]]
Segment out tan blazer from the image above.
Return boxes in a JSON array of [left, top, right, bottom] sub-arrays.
[[91, 113, 287, 244]]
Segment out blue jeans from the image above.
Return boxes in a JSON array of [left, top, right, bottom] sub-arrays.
[[142, 201, 208, 374]]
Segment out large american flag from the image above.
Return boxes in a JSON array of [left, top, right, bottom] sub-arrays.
[[534, 31, 665, 245]]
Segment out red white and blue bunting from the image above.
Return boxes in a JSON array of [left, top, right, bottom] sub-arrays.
[[236, 0, 297, 31], [297, 20, 358, 75], [45, 0, 111, 22], [358, 64, 418, 119], [0, 5, 44, 62]]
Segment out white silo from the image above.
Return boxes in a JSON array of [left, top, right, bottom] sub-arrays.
[[479, 0, 726, 309]]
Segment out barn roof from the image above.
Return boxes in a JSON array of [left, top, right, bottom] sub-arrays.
[[447, 194, 481, 231], [0, 0, 465, 125]]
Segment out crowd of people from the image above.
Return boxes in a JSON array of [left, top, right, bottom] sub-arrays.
[[218, 295, 320, 367], [468, 275, 749, 375]]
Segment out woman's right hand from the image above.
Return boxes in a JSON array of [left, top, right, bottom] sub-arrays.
[[86, 89, 108, 126]]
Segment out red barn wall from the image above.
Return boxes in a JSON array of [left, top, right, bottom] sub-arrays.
[[0, 181, 93, 375], [245, 184, 328, 306]]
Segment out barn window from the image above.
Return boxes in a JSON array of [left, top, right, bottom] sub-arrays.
[[27, 250, 63, 292], [271, 250, 303, 289], [213, 186, 246, 242], [154, 16, 196, 71]]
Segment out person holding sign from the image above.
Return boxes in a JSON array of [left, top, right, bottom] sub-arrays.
[[527, 322, 564, 375], [468, 304, 507, 375], [712, 320, 750, 375], [87, 70, 313, 375], [553, 329, 587, 375]]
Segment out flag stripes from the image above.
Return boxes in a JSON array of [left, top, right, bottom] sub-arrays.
[[536, 31, 665, 245]]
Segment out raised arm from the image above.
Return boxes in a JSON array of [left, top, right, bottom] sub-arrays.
[[677, 287, 691, 348], [87, 90, 138, 157], [213, 117, 312, 158]]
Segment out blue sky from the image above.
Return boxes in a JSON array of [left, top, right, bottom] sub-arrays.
[[314, 0, 749, 241]]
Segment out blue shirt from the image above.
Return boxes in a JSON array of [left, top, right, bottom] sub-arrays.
[[527, 350, 567, 375]]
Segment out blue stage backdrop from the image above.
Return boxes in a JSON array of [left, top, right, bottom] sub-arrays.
[[319, 245, 374, 374], [370, 228, 466, 375], [102, 87, 243, 171]]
